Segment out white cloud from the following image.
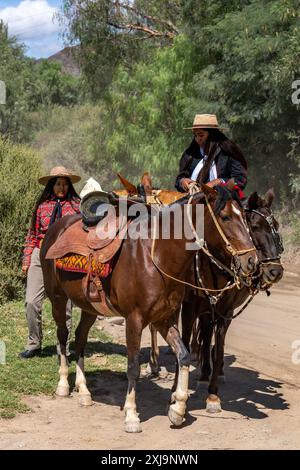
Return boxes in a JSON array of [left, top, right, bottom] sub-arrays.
[[26, 34, 62, 58], [0, 1, 63, 57]]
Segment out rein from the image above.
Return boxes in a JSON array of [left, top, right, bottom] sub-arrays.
[[150, 189, 251, 294], [197, 205, 284, 323], [204, 194, 254, 258]]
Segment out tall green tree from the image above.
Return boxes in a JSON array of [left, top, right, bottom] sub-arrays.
[[61, 0, 182, 97], [0, 21, 33, 141], [0, 20, 85, 141], [89, 35, 196, 187], [184, 0, 300, 198]]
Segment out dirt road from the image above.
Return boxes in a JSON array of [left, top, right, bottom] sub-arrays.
[[0, 270, 299, 450]]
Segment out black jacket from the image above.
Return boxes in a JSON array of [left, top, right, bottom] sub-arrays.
[[175, 139, 247, 193]]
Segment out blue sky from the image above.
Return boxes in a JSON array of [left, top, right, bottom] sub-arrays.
[[0, 0, 65, 58]]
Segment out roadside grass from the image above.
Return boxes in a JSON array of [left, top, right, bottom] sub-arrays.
[[0, 301, 127, 418]]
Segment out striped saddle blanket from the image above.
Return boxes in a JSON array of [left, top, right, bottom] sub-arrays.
[[56, 253, 112, 278]]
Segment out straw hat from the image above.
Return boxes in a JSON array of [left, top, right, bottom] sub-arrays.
[[38, 166, 81, 186], [184, 114, 227, 131]]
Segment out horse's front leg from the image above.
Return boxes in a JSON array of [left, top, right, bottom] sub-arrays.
[[124, 313, 143, 433], [206, 316, 230, 413], [154, 319, 190, 427], [198, 314, 213, 382], [74, 310, 96, 406], [217, 319, 231, 381]]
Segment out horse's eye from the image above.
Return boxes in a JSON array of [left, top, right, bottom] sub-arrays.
[[221, 215, 231, 222]]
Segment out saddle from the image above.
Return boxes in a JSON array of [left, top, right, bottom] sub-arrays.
[[46, 211, 130, 310], [46, 213, 128, 262]]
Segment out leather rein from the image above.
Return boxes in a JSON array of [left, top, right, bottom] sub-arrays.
[[150, 188, 255, 294], [196, 206, 284, 322]]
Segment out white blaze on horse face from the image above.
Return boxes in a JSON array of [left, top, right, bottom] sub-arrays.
[[232, 204, 250, 233]]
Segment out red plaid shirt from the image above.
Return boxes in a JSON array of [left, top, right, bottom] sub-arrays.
[[23, 196, 81, 267]]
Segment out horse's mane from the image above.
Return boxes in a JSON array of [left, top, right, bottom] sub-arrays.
[[171, 185, 242, 215], [214, 186, 242, 214]]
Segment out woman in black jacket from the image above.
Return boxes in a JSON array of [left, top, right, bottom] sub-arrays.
[[175, 114, 247, 198]]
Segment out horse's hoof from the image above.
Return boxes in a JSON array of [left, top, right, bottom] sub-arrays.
[[168, 405, 184, 427], [206, 395, 222, 413], [125, 420, 142, 433], [142, 364, 160, 379], [56, 385, 70, 397], [78, 394, 93, 406]]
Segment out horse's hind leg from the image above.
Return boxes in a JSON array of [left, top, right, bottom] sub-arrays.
[[148, 310, 181, 378], [124, 313, 143, 433], [52, 296, 71, 397], [74, 310, 96, 406], [147, 323, 160, 376], [154, 319, 190, 427]]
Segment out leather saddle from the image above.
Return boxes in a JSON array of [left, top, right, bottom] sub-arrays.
[[45, 209, 129, 309], [46, 191, 148, 309], [46, 213, 129, 264]]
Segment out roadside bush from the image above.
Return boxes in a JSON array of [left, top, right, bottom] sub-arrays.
[[0, 137, 41, 303]]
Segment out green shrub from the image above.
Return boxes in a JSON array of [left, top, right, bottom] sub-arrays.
[[0, 137, 41, 303]]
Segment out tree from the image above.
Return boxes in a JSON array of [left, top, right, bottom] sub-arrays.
[[61, 0, 183, 97], [28, 60, 84, 109], [0, 20, 85, 141], [87, 34, 196, 187], [0, 21, 33, 140], [183, 0, 300, 199]]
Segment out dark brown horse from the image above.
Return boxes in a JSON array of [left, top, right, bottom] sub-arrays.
[[191, 188, 284, 412], [149, 189, 283, 413], [40, 184, 258, 433]]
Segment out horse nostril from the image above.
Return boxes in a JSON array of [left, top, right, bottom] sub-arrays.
[[269, 268, 282, 279], [247, 256, 255, 270]]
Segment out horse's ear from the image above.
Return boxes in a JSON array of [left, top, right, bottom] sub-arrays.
[[264, 188, 275, 208], [141, 172, 152, 195], [141, 172, 152, 187], [247, 191, 259, 210], [201, 183, 217, 198], [117, 173, 138, 195]]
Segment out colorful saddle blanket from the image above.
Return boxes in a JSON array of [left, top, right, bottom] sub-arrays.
[[56, 254, 112, 278]]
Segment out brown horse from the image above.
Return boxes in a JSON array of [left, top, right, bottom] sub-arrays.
[[150, 189, 284, 413], [40, 184, 258, 433]]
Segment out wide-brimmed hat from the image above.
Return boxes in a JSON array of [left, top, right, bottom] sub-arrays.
[[38, 166, 81, 186], [184, 114, 228, 131]]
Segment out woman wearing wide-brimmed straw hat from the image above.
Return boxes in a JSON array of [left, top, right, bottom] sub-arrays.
[[19, 166, 81, 359], [175, 114, 247, 197]]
